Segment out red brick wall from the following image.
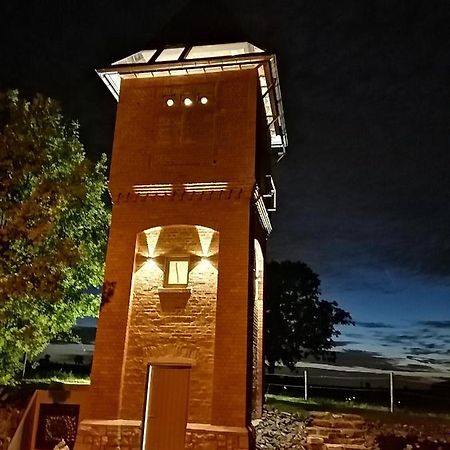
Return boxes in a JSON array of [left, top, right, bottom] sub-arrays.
[[88, 68, 260, 430], [109, 70, 259, 197], [88, 210, 137, 419], [89, 194, 254, 425]]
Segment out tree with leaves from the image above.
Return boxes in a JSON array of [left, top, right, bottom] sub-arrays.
[[265, 260, 354, 373], [0, 90, 109, 383]]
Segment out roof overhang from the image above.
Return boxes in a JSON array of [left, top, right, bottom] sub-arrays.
[[97, 42, 288, 160]]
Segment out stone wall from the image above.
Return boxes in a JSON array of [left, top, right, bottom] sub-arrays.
[[75, 421, 250, 450], [186, 424, 250, 450], [74, 420, 141, 450]]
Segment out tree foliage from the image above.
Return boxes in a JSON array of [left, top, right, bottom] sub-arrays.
[[265, 260, 354, 373], [0, 90, 109, 383]]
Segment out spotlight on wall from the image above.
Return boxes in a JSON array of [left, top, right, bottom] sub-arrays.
[[198, 257, 211, 270], [183, 97, 193, 106], [166, 98, 175, 107], [145, 257, 158, 269], [200, 96, 208, 105]]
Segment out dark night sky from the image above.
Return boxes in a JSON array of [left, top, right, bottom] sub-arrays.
[[1, 0, 450, 373]]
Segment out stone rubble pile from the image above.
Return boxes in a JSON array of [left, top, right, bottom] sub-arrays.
[[254, 407, 307, 449]]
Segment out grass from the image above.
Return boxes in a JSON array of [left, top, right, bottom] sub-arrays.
[[266, 394, 450, 425], [22, 371, 90, 385], [267, 394, 388, 413]]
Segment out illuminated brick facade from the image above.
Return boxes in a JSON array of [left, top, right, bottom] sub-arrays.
[[75, 42, 287, 450]]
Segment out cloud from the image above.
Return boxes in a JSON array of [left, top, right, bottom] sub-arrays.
[[418, 320, 450, 329], [356, 321, 394, 329], [334, 340, 358, 347], [402, 364, 440, 373], [408, 346, 436, 356], [379, 334, 418, 345], [333, 349, 397, 371], [345, 332, 365, 339], [406, 356, 449, 366]]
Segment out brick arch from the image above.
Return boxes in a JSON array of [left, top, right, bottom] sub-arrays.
[[122, 223, 220, 423], [144, 343, 199, 366]]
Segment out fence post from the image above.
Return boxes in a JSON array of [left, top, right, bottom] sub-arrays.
[[22, 352, 27, 379], [390, 371, 394, 413], [304, 369, 308, 401]]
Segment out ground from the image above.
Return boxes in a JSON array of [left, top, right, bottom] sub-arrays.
[[262, 396, 450, 450], [1, 388, 450, 450]]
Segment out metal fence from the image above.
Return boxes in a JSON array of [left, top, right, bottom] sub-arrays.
[[266, 362, 450, 413]]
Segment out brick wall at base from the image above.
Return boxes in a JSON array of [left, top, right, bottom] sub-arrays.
[[75, 421, 141, 450], [74, 421, 250, 450]]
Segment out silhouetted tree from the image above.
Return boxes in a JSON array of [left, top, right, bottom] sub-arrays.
[[265, 261, 353, 373]]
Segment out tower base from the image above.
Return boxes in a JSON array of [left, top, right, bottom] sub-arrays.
[[74, 420, 252, 450]]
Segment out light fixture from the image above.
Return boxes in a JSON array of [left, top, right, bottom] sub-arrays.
[[166, 98, 175, 107], [197, 257, 211, 270], [183, 97, 193, 106], [200, 96, 208, 105], [146, 258, 158, 269]]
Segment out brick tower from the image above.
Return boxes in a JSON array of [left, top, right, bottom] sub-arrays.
[[75, 39, 287, 450]]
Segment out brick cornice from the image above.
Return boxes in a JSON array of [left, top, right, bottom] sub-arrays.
[[113, 183, 255, 204]]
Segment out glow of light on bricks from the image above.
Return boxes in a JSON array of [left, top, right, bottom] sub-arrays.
[[196, 225, 215, 257], [145, 227, 162, 257], [197, 257, 211, 270]]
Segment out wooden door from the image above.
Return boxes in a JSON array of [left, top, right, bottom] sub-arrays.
[[142, 365, 191, 450]]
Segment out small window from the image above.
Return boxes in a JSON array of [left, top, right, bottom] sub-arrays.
[[164, 257, 190, 287]]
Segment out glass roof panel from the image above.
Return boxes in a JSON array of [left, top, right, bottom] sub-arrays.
[[112, 49, 157, 66], [185, 42, 264, 60], [155, 47, 185, 62]]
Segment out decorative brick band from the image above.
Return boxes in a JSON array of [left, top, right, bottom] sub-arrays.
[[115, 188, 250, 204]]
